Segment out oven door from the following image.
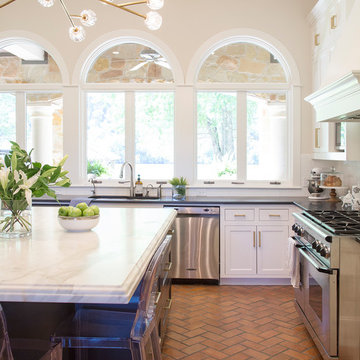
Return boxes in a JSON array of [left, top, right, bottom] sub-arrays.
[[300, 247, 338, 357]]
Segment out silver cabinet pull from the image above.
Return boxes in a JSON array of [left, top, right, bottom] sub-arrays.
[[259, 231, 261, 247], [164, 262, 172, 272], [154, 291, 161, 305], [164, 298, 172, 310]]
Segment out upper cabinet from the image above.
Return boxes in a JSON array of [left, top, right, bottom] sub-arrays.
[[307, 0, 360, 161], [308, 0, 347, 91]]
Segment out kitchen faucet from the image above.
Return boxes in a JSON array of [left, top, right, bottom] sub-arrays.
[[119, 161, 134, 198]]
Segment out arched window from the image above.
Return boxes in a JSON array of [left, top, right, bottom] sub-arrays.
[[83, 41, 175, 180], [195, 39, 291, 184], [0, 38, 64, 165]]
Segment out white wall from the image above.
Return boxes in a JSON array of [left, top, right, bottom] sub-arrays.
[[0, 0, 318, 195]]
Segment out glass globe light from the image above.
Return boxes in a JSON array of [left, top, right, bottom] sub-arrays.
[[38, 0, 55, 7], [80, 9, 97, 27], [147, 0, 164, 11], [69, 25, 86, 42], [144, 11, 162, 30]]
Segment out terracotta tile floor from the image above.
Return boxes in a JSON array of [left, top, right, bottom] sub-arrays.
[[162, 285, 322, 360]]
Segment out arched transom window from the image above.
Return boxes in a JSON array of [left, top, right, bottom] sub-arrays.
[[84, 41, 175, 180], [196, 40, 289, 183], [0, 39, 63, 165]]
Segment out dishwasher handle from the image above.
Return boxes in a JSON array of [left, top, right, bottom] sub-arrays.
[[163, 206, 219, 215]]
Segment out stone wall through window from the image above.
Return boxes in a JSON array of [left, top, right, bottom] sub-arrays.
[[198, 42, 286, 83]]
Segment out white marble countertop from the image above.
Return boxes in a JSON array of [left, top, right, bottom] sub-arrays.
[[0, 207, 176, 304]]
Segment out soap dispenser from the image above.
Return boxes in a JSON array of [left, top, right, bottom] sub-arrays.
[[134, 174, 143, 197]]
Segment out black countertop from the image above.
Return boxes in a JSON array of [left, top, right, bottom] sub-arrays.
[[33, 195, 345, 212]]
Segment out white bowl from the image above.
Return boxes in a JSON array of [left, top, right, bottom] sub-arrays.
[[58, 215, 100, 232]]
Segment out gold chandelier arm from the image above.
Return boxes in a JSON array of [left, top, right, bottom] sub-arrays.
[[0, 0, 16, 9], [116, 0, 147, 7], [98, 0, 146, 19], [59, 0, 76, 28]]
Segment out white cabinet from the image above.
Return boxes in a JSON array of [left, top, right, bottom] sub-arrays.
[[224, 225, 256, 275], [257, 225, 289, 276], [221, 205, 294, 282]]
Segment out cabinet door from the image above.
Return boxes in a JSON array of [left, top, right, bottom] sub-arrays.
[[224, 225, 257, 276], [257, 225, 289, 276]]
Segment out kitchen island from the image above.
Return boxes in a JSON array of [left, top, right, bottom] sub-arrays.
[[0, 206, 176, 303]]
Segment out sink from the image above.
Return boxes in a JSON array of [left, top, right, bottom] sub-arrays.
[[89, 195, 160, 200]]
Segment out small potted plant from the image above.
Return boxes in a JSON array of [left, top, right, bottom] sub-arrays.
[[169, 177, 188, 200]]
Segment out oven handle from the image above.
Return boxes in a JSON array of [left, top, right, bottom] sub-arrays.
[[298, 247, 334, 274], [291, 236, 305, 248]]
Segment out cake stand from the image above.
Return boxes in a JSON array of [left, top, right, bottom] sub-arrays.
[[320, 186, 348, 202]]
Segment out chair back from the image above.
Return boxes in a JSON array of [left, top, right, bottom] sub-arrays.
[[131, 234, 172, 341], [0, 304, 14, 360]]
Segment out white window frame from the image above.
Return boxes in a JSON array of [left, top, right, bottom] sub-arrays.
[[83, 86, 176, 185], [194, 84, 291, 186], [186, 29, 302, 188], [0, 84, 65, 148]]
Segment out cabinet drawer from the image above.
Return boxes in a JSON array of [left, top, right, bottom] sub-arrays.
[[259, 209, 289, 221], [225, 209, 255, 221]]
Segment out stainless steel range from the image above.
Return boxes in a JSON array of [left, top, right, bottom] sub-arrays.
[[292, 210, 360, 360]]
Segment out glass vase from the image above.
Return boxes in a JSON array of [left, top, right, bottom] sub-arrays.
[[0, 199, 32, 238], [172, 185, 186, 200]]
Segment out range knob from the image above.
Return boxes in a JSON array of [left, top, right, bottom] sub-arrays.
[[292, 224, 298, 232], [297, 227, 304, 236], [320, 246, 330, 258], [312, 240, 320, 250], [315, 241, 323, 252]]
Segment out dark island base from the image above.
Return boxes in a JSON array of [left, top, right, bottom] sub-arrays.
[[2, 302, 135, 360]]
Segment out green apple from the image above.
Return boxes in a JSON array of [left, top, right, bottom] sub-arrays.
[[83, 208, 95, 217], [89, 205, 100, 215], [69, 207, 82, 217], [58, 206, 69, 216], [76, 202, 88, 212]]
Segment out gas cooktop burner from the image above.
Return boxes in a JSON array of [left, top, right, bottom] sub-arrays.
[[304, 210, 360, 235]]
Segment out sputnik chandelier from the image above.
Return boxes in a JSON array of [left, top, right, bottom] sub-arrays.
[[0, 0, 164, 42]]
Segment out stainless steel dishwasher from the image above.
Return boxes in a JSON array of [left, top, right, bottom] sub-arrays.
[[163, 206, 219, 283]]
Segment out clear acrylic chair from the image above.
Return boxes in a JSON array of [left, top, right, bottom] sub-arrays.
[[51, 235, 172, 360], [0, 304, 62, 360]]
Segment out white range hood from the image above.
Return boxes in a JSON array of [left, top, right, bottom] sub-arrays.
[[305, 71, 360, 122]]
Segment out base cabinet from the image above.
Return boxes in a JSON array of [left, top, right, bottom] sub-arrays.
[[221, 205, 295, 281], [224, 225, 289, 276], [224, 225, 257, 275], [257, 225, 289, 276]]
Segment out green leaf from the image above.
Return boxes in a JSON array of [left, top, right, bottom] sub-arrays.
[[58, 154, 69, 167], [11, 151, 17, 171], [59, 170, 69, 177], [26, 168, 39, 178], [55, 178, 70, 187], [49, 166, 61, 183], [4, 155, 10, 168], [32, 162, 42, 169], [41, 167, 56, 178], [46, 188, 57, 199], [32, 188, 46, 198]]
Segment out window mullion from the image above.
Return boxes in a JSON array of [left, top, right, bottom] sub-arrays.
[[237, 91, 247, 182], [16, 92, 26, 148], [125, 91, 135, 177]]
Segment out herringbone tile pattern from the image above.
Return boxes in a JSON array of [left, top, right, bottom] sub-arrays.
[[162, 285, 322, 360]]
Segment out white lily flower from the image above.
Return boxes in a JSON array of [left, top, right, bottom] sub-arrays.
[[0, 167, 10, 191], [13, 170, 40, 205], [14, 169, 20, 183]]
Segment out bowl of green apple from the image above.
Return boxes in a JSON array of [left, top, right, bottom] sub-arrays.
[[58, 203, 100, 232]]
